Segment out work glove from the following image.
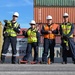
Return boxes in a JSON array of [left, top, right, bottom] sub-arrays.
[[14, 27, 17, 31], [4, 20, 8, 23], [37, 42, 40, 47], [62, 36, 68, 41], [14, 27, 20, 33], [3, 32, 9, 37]]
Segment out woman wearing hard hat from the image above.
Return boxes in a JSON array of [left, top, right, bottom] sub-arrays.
[[1, 12, 20, 64], [60, 13, 75, 64], [20, 20, 40, 64]]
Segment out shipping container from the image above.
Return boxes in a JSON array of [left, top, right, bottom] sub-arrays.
[[34, 0, 75, 7], [34, 7, 75, 24], [34, 0, 75, 24]]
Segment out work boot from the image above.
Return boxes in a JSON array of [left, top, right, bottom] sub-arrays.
[[12, 56, 17, 64], [50, 61, 54, 64], [20, 60, 28, 64], [1, 55, 5, 64], [30, 61, 38, 64], [40, 61, 47, 64], [62, 61, 67, 64], [73, 61, 75, 64], [73, 62, 75, 64]]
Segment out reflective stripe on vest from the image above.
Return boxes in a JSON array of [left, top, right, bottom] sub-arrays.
[[43, 24, 58, 39], [5, 21, 18, 37], [27, 28, 37, 43]]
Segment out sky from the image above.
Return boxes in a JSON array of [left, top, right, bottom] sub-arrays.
[[0, 0, 33, 28]]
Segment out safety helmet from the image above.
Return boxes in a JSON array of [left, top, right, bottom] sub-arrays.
[[63, 13, 69, 17], [13, 12, 19, 17], [30, 20, 36, 25], [46, 15, 52, 20]]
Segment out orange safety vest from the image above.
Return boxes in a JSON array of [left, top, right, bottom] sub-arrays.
[[43, 23, 59, 39]]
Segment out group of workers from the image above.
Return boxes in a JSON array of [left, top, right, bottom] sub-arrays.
[[1, 12, 75, 64]]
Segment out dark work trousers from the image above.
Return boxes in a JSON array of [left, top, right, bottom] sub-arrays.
[[61, 41, 68, 62], [1, 36, 17, 63], [42, 38, 55, 63], [61, 38, 75, 62], [23, 42, 38, 62], [68, 38, 75, 61]]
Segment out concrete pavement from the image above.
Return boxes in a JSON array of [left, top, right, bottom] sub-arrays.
[[0, 64, 75, 75]]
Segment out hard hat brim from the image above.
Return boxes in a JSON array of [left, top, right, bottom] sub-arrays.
[[47, 19, 52, 20], [30, 23, 36, 25], [13, 15, 18, 17]]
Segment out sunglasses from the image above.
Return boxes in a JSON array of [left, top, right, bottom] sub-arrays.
[[30, 24, 35, 25], [13, 15, 18, 17], [63, 16, 68, 18]]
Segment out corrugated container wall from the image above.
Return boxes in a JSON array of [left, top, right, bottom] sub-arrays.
[[34, 7, 75, 24], [34, 0, 75, 7]]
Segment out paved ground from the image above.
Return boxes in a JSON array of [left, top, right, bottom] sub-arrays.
[[0, 57, 75, 75], [0, 64, 75, 75]]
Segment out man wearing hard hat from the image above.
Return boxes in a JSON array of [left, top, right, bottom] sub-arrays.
[[20, 20, 40, 64], [60, 13, 75, 64], [41, 15, 59, 64], [1, 12, 20, 64]]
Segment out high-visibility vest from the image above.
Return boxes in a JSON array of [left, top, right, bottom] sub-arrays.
[[5, 21, 19, 37], [43, 24, 58, 39], [61, 23, 73, 46], [27, 28, 37, 43], [61, 23, 73, 38]]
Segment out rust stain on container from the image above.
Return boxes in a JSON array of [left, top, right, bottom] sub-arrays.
[[34, 7, 75, 23]]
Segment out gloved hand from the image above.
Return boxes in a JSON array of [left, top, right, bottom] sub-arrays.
[[63, 36, 67, 41], [4, 20, 8, 23], [14, 27, 20, 33], [14, 27, 18, 31], [3, 32, 9, 37], [37, 42, 40, 46]]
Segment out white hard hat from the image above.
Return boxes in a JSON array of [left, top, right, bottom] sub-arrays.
[[46, 15, 52, 20], [13, 12, 19, 17], [30, 20, 36, 25], [63, 13, 69, 17]]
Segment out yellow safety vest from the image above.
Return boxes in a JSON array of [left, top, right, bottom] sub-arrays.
[[61, 23, 73, 46], [27, 28, 37, 43], [5, 20, 19, 37]]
